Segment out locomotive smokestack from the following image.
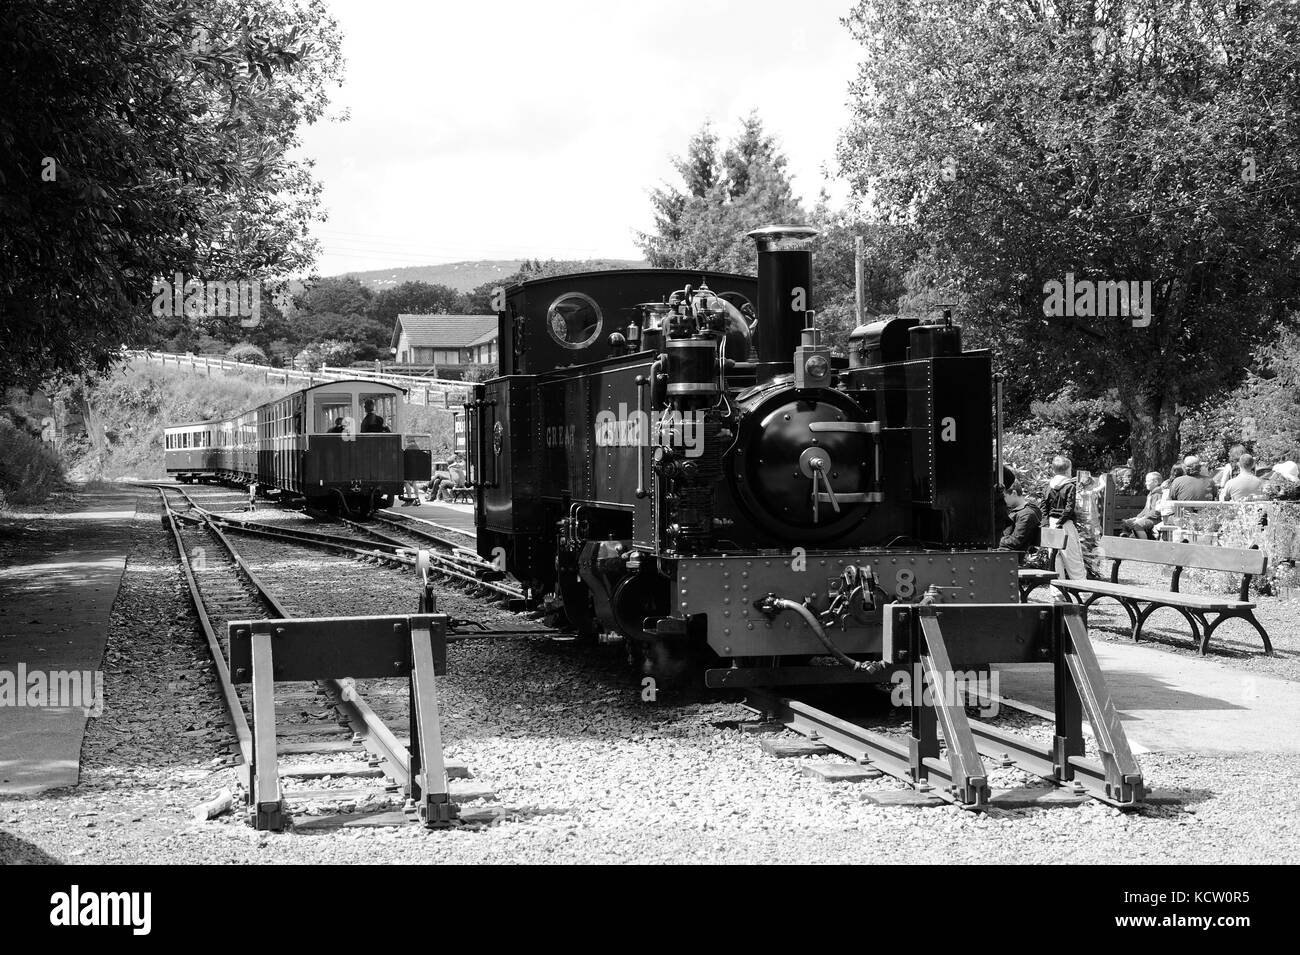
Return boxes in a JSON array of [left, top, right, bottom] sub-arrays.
[[747, 225, 820, 382]]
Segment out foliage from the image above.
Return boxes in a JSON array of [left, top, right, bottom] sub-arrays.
[[369, 281, 467, 326], [0, 419, 66, 505], [74, 360, 290, 478], [1001, 425, 1070, 497], [0, 0, 344, 390], [294, 339, 355, 370], [839, 0, 1300, 473], [227, 342, 268, 365], [1024, 387, 1130, 471], [1180, 326, 1300, 467], [637, 113, 808, 273], [808, 204, 908, 354]]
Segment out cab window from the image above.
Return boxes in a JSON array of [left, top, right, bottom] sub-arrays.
[[359, 393, 395, 433], [315, 394, 353, 434]]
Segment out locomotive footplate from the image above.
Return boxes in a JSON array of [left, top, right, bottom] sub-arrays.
[[745, 602, 1144, 810]]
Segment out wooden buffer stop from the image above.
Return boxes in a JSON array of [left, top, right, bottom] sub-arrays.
[[228, 614, 454, 831]]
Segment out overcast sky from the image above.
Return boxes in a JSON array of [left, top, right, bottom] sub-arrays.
[[294, 0, 864, 275]]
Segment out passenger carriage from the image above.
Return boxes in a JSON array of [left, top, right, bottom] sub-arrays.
[[163, 421, 220, 482], [167, 379, 426, 516]]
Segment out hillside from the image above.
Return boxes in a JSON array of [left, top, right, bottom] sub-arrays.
[[339, 258, 645, 292]]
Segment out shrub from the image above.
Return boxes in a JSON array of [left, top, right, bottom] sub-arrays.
[[1002, 425, 1069, 497], [227, 342, 268, 365], [0, 419, 65, 504]]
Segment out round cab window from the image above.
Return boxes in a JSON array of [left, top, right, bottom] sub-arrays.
[[546, 292, 602, 349]]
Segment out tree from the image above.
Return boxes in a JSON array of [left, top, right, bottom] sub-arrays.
[[296, 275, 373, 318], [809, 202, 908, 354], [299, 311, 390, 360], [839, 0, 1300, 472], [0, 0, 344, 391], [638, 114, 808, 273], [369, 281, 467, 326]]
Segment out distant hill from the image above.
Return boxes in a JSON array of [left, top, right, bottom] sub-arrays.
[[339, 259, 646, 293]]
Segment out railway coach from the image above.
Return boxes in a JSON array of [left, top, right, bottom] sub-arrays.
[[163, 420, 219, 482], [165, 379, 429, 515]]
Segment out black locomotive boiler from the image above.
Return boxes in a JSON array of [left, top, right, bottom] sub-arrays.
[[469, 225, 1019, 680]]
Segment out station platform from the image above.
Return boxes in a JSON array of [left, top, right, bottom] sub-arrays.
[[995, 639, 1300, 755], [389, 500, 476, 537], [0, 487, 136, 794]]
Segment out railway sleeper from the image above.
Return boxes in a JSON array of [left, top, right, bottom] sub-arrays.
[[227, 613, 457, 831], [748, 602, 1144, 811]]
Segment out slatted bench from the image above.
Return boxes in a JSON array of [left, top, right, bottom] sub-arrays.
[[1101, 491, 1152, 537], [1017, 568, 1057, 602], [1048, 534, 1272, 656]]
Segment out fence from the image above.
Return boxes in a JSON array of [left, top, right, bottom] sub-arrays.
[[124, 349, 473, 408]]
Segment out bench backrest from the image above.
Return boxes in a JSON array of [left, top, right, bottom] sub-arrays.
[[1097, 535, 1266, 575], [1101, 492, 1151, 536]]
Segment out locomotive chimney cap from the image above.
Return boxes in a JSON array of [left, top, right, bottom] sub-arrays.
[[746, 224, 819, 252]]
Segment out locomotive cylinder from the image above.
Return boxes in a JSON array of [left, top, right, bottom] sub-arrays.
[[748, 225, 820, 382]]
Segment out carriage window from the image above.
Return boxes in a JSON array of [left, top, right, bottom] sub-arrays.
[[359, 393, 395, 433], [546, 292, 602, 349], [315, 394, 353, 434]]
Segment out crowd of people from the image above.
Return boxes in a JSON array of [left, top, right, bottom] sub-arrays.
[[997, 449, 1300, 578]]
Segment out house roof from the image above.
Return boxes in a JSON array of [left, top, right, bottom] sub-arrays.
[[391, 314, 497, 350]]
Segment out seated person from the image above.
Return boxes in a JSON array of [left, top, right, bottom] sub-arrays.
[[325, 417, 346, 434], [430, 456, 467, 501], [359, 399, 388, 433], [999, 481, 1042, 557], [1122, 470, 1164, 538], [1167, 455, 1216, 501]]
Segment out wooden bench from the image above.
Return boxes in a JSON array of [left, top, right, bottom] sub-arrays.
[[1048, 534, 1272, 656], [1101, 491, 1152, 537], [1017, 568, 1057, 602]]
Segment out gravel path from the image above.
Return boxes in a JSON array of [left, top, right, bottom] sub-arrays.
[[2, 485, 1297, 864]]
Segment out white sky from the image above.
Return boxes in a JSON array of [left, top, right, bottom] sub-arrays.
[[295, 0, 864, 275]]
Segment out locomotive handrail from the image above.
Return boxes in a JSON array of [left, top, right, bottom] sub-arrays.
[[634, 375, 649, 499]]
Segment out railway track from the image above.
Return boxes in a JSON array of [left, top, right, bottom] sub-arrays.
[[154, 484, 1125, 814], [154, 485, 497, 829], [152, 483, 528, 603]]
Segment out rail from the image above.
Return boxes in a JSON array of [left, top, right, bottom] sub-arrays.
[[122, 349, 475, 407]]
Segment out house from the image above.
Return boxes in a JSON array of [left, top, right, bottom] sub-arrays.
[[389, 314, 498, 376]]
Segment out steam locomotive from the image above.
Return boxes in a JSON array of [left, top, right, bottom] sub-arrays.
[[469, 226, 1017, 685]]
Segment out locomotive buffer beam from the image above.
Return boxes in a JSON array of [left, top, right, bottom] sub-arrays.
[[229, 614, 456, 830], [748, 602, 1144, 810]]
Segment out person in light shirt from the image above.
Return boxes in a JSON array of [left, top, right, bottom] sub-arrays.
[[1220, 453, 1267, 501]]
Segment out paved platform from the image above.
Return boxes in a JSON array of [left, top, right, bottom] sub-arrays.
[[0, 487, 137, 793], [995, 639, 1300, 755], [392, 500, 476, 537]]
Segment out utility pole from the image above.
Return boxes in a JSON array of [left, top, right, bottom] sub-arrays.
[[854, 234, 866, 325]]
